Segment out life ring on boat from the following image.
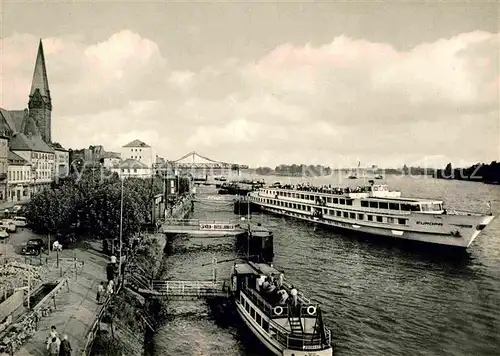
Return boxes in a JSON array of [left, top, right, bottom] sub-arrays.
[[273, 306, 283, 316], [307, 306, 317, 316]]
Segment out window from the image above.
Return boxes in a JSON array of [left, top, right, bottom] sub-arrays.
[[256, 314, 262, 325], [346, 200, 353, 206], [398, 218, 407, 225], [349, 212, 356, 219], [369, 201, 378, 208], [389, 203, 399, 210], [250, 308, 256, 318], [329, 209, 334, 215], [358, 213, 364, 220], [379, 202, 388, 209], [367, 215, 373, 221], [327, 197, 332, 203], [376, 216, 383, 223], [333, 198, 338, 204], [262, 319, 269, 331], [339, 199, 345, 205], [134, 169, 137, 173], [343, 212, 348, 218], [387, 217, 394, 224], [361, 201, 369, 207]]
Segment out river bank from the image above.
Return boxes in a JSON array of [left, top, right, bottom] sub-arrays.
[[89, 195, 192, 355]]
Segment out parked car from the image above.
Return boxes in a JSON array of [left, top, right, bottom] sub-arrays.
[[12, 205, 23, 213], [0, 227, 8, 239], [0, 220, 16, 232], [12, 216, 27, 227], [22, 238, 45, 255]]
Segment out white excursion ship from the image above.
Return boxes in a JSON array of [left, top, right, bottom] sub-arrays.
[[231, 261, 333, 356], [247, 181, 495, 248]]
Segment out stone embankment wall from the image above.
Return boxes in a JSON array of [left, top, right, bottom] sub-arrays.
[[89, 196, 192, 356]]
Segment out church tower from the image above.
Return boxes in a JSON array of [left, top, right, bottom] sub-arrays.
[[28, 39, 52, 143]]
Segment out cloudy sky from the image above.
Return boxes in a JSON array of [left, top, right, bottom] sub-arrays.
[[0, 0, 498, 168]]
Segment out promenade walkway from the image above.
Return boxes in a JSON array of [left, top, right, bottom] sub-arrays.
[[14, 241, 108, 356]]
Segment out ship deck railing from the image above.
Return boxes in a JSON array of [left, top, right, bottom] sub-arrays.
[[242, 283, 318, 317], [449, 209, 487, 217], [242, 285, 331, 350], [272, 327, 332, 351]]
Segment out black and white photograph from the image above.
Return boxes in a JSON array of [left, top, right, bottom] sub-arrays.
[[0, 1, 498, 355]]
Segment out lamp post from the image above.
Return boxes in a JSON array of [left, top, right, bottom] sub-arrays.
[[118, 176, 124, 278]]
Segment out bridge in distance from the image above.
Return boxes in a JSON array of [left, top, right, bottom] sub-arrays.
[[159, 151, 249, 176]]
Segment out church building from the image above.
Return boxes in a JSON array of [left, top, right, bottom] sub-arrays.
[[0, 39, 69, 202]]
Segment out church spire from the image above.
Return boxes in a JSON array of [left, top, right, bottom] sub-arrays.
[[30, 39, 50, 99]]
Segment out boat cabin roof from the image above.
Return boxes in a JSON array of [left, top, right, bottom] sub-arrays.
[[234, 262, 282, 276]]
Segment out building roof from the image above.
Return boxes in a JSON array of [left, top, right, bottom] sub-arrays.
[[0, 108, 19, 134], [51, 142, 68, 151], [114, 159, 149, 169], [8, 150, 29, 165], [10, 132, 54, 153], [123, 139, 150, 148], [30, 40, 50, 98], [102, 151, 121, 159]]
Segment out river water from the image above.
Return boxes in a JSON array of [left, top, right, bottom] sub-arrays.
[[153, 174, 500, 356]]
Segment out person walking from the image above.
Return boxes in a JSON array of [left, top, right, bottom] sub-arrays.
[[46, 326, 59, 347], [59, 335, 72, 356], [47, 337, 60, 356], [97, 282, 105, 304]]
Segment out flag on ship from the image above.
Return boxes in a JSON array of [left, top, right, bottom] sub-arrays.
[[357, 161, 361, 168]]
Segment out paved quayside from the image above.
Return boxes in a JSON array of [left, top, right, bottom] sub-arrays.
[[14, 241, 108, 356]]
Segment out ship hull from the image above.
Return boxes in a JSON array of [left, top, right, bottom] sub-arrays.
[[251, 201, 494, 249], [235, 301, 333, 356]]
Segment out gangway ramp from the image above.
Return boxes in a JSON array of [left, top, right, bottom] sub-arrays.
[[137, 280, 230, 300], [161, 219, 247, 236]]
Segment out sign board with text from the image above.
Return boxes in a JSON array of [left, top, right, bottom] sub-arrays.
[[199, 223, 236, 231]]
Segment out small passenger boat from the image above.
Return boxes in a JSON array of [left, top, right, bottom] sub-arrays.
[[230, 261, 333, 356]]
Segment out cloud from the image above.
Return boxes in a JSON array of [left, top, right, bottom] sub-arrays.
[[0, 30, 498, 167]]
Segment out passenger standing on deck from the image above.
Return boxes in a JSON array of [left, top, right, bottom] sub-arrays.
[[278, 273, 284, 288], [256, 275, 265, 292], [290, 286, 298, 307]]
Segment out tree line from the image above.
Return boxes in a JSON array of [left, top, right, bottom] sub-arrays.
[[256, 164, 333, 176], [25, 167, 191, 248], [434, 161, 500, 184]]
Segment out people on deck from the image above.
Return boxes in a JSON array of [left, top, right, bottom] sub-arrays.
[[278, 288, 289, 304], [290, 286, 298, 307]]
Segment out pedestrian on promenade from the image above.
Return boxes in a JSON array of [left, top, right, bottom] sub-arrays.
[[106, 262, 115, 282], [107, 279, 114, 296], [46, 326, 59, 346], [59, 335, 72, 356], [47, 337, 60, 356], [97, 282, 105, 304]]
